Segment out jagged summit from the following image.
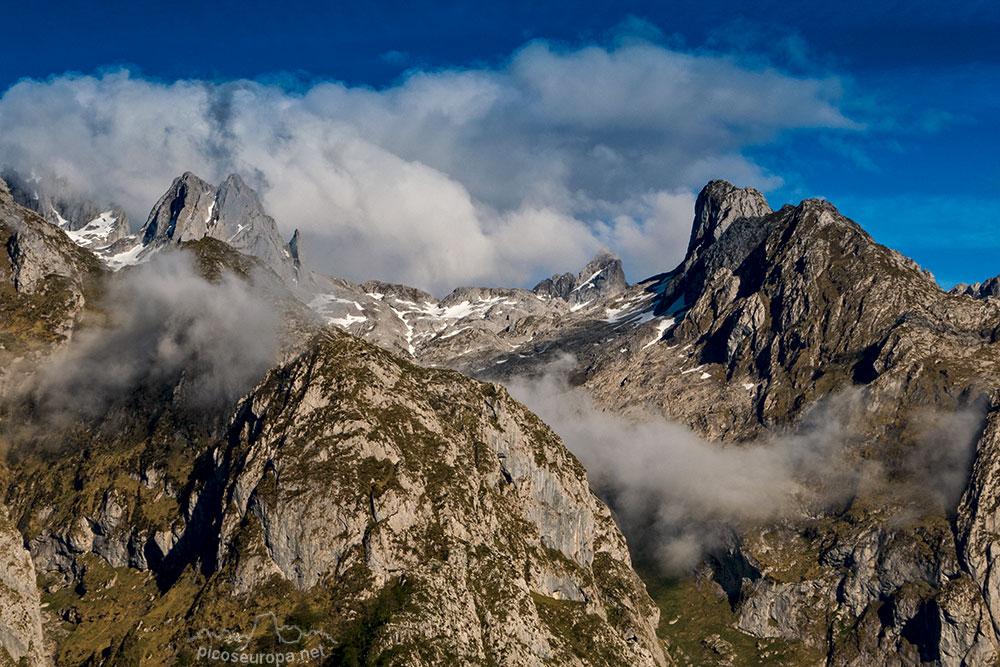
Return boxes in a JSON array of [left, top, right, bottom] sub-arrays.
[[950, 275, 1000, 299], [360, 279, 434, 305], [119, 171, 300, 281], [660, 186, 940, 320], [686, 179, 771, 262], [532, 248, 628, 303]]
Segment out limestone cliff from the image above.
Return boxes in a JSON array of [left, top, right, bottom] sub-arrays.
[[0, 505, 47, 666]]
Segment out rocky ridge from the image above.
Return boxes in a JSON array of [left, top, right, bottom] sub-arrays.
[[0, 186, 667, 665], [0, 504, 47, 666], [950, 276, 1000, 299], [31, 171, 646, 368], [453, 182, 1000, 664], [532, 249, 628, 304]]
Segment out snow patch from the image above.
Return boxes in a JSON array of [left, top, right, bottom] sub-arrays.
[[105, 242, 148, 270], [641, 318, 676, 350], [227, 224, 247, 242], [438, 326, 471, 340], [571, 268, 603, 292], [51, 207, 71, 228], [326, 313, 367, 328], [390, 306, 416, 355], [63, 211, 119, 248]]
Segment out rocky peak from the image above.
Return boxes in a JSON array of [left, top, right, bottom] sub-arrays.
[[533, 249, 628, 303], [137, 172, 299, 282], [206, 330, 665, 664], [214, 173, 266, 225], [686, 179, 772, 262], [140, 171, 216, 244]]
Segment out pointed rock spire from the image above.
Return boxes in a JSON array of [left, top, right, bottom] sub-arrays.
[[687, 180, 771, 261]]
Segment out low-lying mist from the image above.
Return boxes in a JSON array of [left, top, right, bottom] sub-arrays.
[[505, 356, 986, 574], [25, 251, 280, 430]]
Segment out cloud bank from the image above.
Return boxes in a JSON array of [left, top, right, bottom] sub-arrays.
[[28, 252, 279, 428], [0, 34, 857, 292], [506, 359, 984, 573]]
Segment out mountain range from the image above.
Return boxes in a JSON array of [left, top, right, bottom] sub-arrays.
[[2, 169, 1000, 665]]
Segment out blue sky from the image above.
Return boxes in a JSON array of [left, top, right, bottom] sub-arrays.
[[0, 0, 997, 289]]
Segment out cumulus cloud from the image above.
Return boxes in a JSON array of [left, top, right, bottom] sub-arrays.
[[0, 33, 858, 292], [506, 358, 984, 573], [27, 251, 279, 428]]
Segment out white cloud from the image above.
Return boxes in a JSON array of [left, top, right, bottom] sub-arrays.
[[506, 358, 983, 573], [0, 36, 857, 293], [27, 251, 280, 428]]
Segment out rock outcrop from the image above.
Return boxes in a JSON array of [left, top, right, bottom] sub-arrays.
[[0, 505, 47, 666], [205, 330, 665, 665], [950, 276, 1000, 299], [533, 249, 629, 304], [0, 177, 107, 400]]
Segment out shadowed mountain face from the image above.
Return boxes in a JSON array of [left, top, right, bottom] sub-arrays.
[[5, 171, 1000, 665]]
